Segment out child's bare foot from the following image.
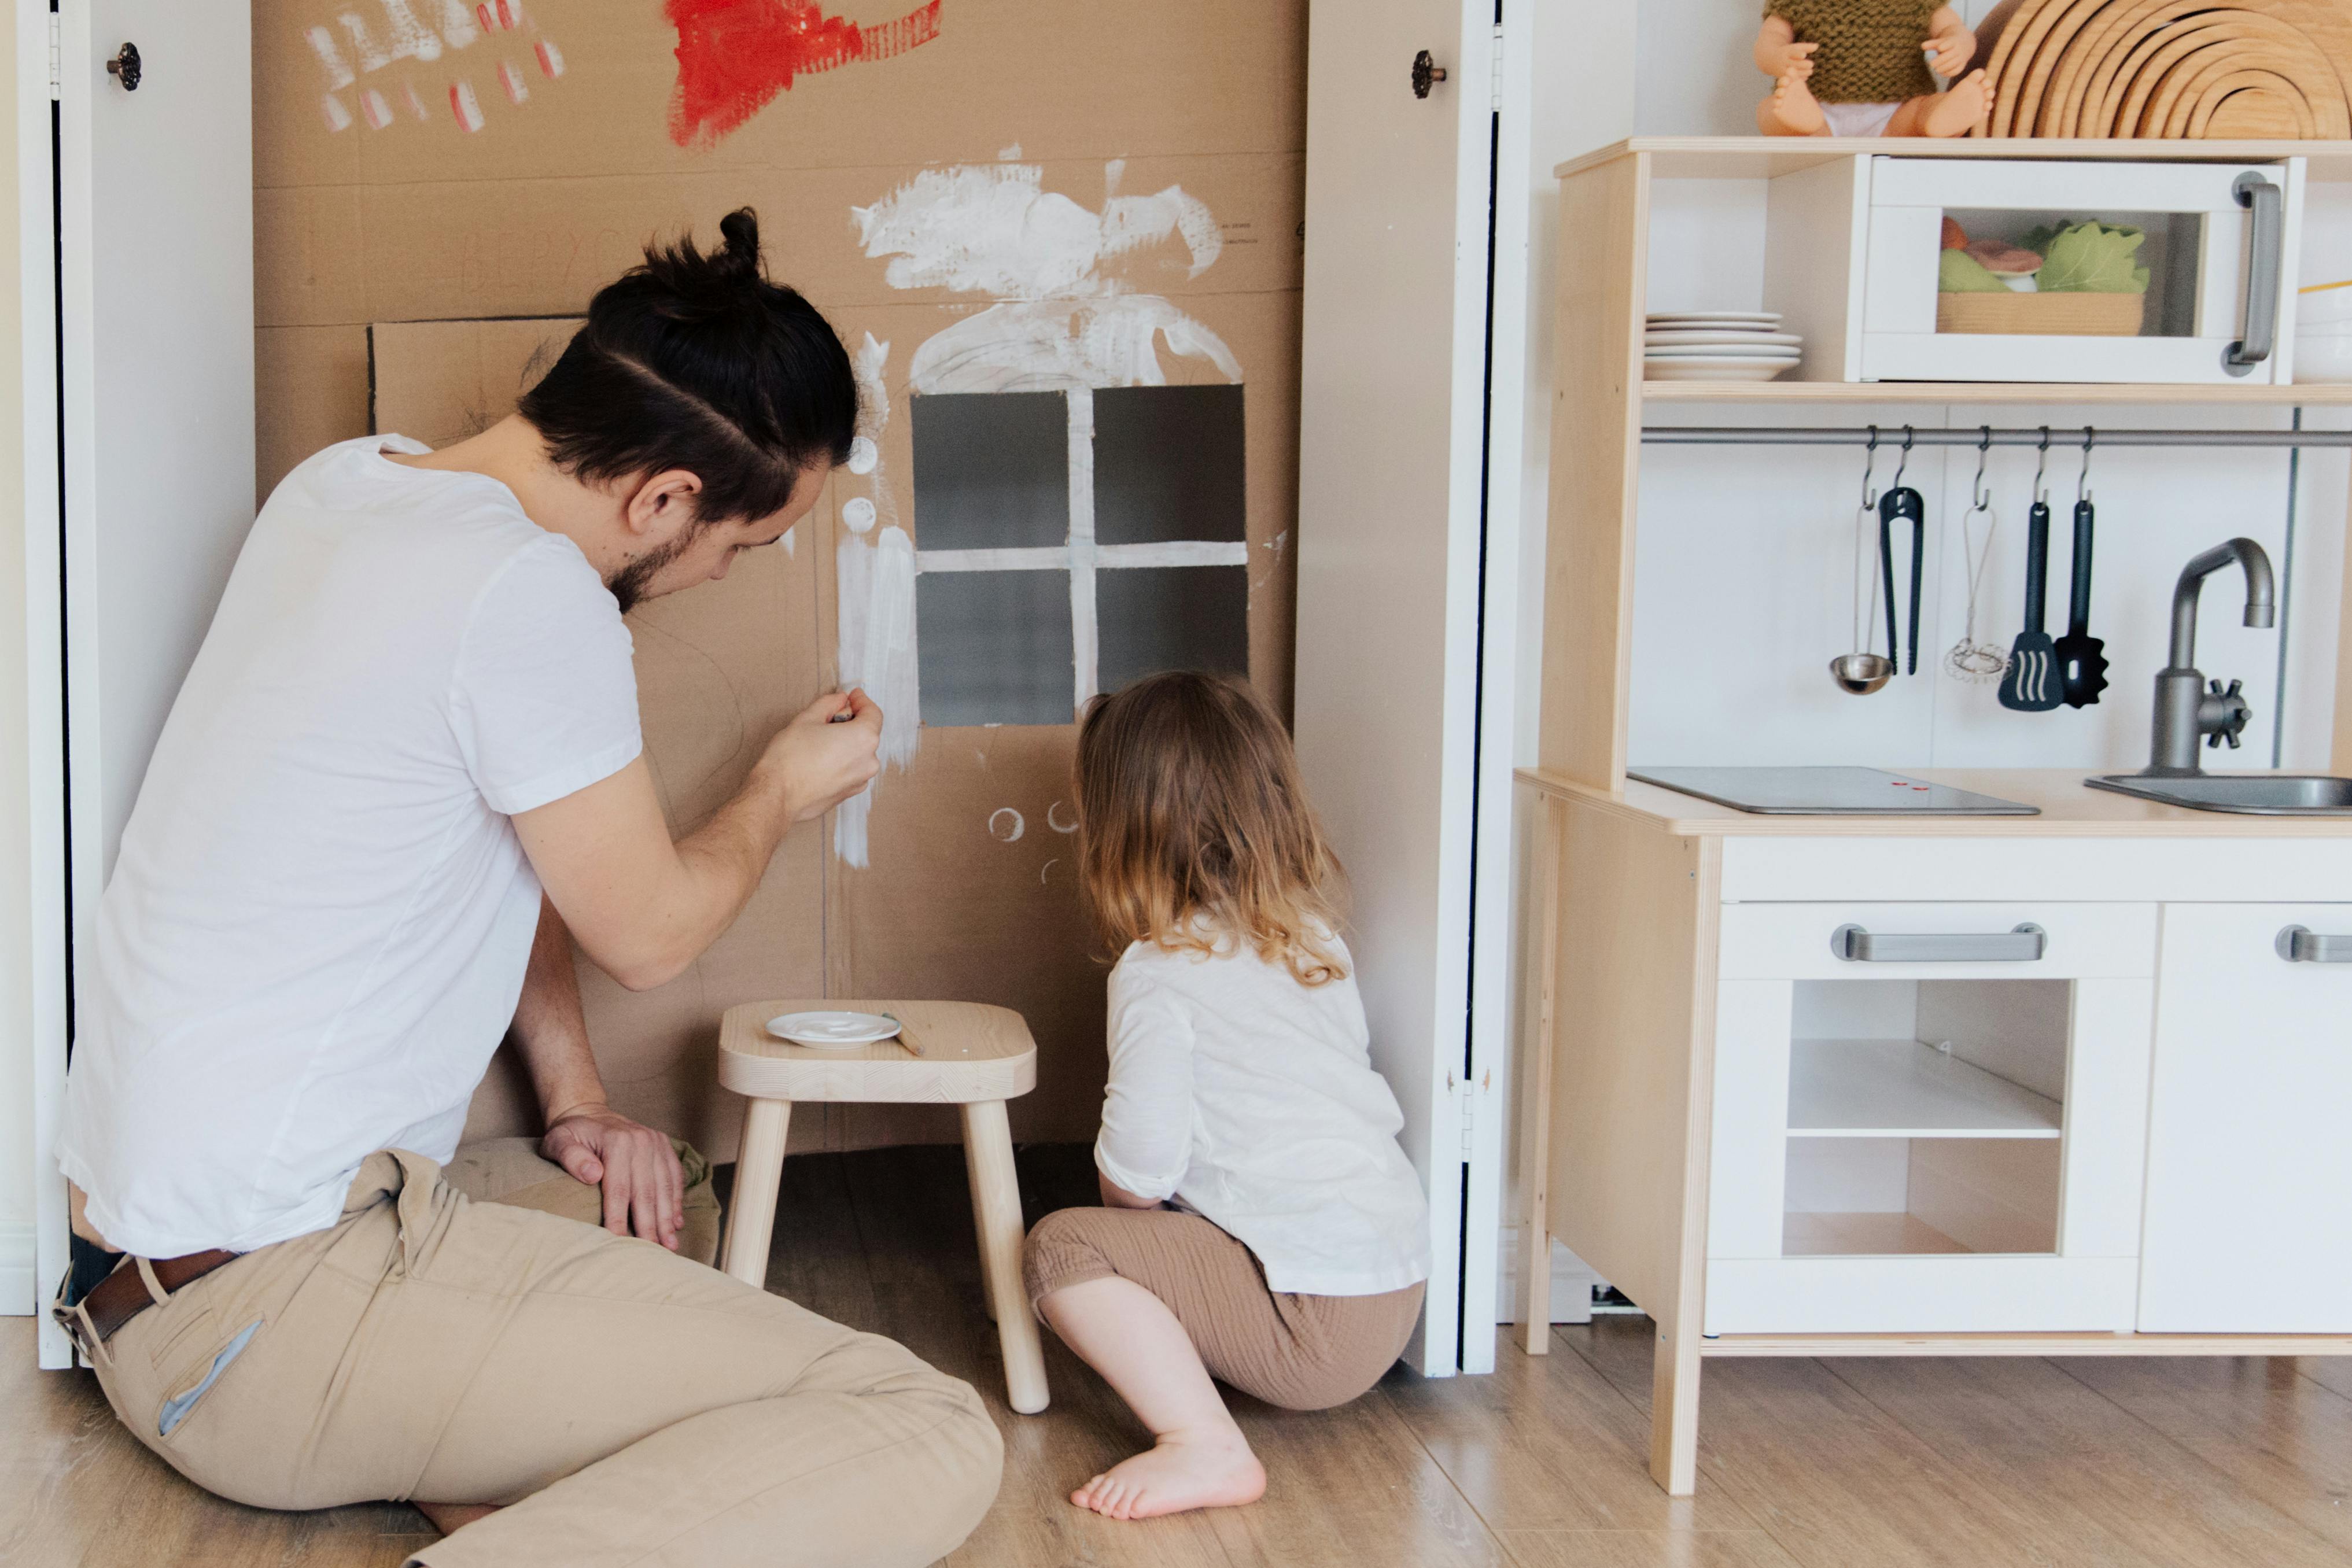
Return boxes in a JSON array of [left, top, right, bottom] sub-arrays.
[[1921, 68, 1992, 135], [1759, 69, 1828, 136], [1070, 1429, 1267, 1521]]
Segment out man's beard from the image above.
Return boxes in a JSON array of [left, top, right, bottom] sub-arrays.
[[604, 531, 694, 615]]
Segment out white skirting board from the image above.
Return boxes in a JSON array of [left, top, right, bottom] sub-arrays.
[[1496, 1227, 1603, 1326], [0, 1222, 34, 1316]]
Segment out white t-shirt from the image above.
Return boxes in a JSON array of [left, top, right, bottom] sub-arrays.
[[57, 436, 642, 1258], [1093, 932, 1431, 1297]]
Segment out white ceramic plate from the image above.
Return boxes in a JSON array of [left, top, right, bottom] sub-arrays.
[[1644, 330, 1804, 348], [1643, 357, 1798, 381], [1646, 311, 1781, 325], [1644, 345, 1801, 359], [766, 1010, 903, 1049]]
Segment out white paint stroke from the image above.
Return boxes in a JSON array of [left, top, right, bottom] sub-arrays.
[[989, 808, 1026, 843], [914, 546, 1067, 573], [847, 436, 878, 475], [307, 26, 355, 88], [908, 297, 1239, 394], [449, 80, 485, 132], [1096, 541, 1249, 569], [499, 60, 529, 104], [1067, 386, 1097, 713], [1046, 800, 1078, 833], [360, 88, 393, 129], [1040, 858, 1057, 885], [322, 94, 355, 132], [404, 83, 430, 120], [832, 525, 920, 869], [854, 163, 1220, 299], [536, 38, 565, 77], [430, 0, 481, 49], [842, 497, 877, 534]]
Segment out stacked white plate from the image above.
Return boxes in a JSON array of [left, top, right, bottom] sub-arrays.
[[1643, 311, 1801, 382]]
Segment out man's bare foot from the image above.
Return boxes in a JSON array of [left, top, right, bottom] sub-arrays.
[[1070, 1429, 1266, 1521], [415, 1502, 502, 1536], [1920, 69, 1992, 136], [1759, 69, 1828, 136]]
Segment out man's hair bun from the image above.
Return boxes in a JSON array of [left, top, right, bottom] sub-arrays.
[[517, 205, 858, 530]]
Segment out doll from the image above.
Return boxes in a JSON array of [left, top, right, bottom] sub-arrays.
[[1756, 2, 1993, 138]]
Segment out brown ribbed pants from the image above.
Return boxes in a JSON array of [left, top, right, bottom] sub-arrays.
[[1021, 1206, 1424, 1411], [78, 1148, 1002, 1568]]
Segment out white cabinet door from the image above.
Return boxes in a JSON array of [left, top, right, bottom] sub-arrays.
[[35, 0, 254, 1366], [2140, 903, 2352, 1333], [1293, 1, 1498, 1375]]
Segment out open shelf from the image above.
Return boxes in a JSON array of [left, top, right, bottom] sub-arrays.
[[1788, 1039, 2063, 1139], [1562, 135, 2352, 182], [1642, 380, 2352, 405]]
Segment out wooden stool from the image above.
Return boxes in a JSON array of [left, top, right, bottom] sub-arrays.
[[716, 998, 1049, 1415]]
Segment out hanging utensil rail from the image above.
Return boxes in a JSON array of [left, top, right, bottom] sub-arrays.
[[1643, 426, 2352, 449]]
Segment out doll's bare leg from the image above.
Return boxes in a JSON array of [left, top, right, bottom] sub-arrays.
[[1758, 68, 1828, 136], [1887, 68, 1993, 137]]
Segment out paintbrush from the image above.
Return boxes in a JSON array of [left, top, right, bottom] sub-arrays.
[[882, 1012, 923, 1057]]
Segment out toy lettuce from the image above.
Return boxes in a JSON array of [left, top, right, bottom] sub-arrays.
[[2019, 220, 2150, 293]]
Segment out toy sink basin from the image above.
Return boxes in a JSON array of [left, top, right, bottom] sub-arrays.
[[2086, 773, 2352, 814]]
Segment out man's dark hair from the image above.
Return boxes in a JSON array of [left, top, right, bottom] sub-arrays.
[[519, 207, 857, 527]]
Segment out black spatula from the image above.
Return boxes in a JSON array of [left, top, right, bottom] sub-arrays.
[[2053, 496, 2108, 707], [1997, 500, 2061, 712]]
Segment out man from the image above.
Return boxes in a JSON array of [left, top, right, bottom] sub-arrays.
[[51, 209, 1001, 1567]]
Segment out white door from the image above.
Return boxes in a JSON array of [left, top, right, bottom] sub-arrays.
[[32, 1, 253, 1366], [1293, 2, 1503, 1375], [2140, 903, 2352, 1333]]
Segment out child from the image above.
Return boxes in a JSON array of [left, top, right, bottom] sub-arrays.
[[1022, 670, 1431, 1521]]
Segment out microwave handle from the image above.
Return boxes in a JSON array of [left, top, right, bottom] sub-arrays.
[[2226, 172, 2283, 374]]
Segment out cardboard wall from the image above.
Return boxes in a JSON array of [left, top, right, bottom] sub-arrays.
[[261, 1, 1306, 1158]]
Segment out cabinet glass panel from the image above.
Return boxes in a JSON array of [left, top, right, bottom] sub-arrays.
[[1937, 208, 2200, 340], [1782, 977, 2068, 1257]]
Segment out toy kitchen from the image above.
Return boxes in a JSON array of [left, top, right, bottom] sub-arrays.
[[1517, 135, 2352, 1496]]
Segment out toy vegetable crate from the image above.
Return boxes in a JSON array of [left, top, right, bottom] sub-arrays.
[[1761, 157, 2304, 385]]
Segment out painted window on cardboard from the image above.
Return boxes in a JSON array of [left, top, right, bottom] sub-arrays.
[[912, 385, 1248, 726]]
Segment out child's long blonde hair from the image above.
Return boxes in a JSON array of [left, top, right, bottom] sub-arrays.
[[1074, 671, 1347, 986]]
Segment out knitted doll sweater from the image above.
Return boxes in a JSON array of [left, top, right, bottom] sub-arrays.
[[1766, 0, 1940, 105]]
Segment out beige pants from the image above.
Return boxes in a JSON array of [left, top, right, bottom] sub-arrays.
[[83, 1148, 1002, 1567], [1021, 1205, 1424, 1411]]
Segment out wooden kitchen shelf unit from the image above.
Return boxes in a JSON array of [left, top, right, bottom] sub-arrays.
[[1521, 137, 2352, 1501]]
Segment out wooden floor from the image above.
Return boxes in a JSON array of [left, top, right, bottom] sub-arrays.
[[7, 1144, 2352, 1566]]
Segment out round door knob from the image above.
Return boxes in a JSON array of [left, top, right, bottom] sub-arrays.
[[1411, 50, 1446, 98], [107, 42, 142, 91]]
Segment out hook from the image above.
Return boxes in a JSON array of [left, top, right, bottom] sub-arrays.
[[1970, 425, 1992, 511], [1889, 425, 1915, 491], [2078, 425, 2095, 503], [1858, 425, 1881, 508], [2032, 425, 2051, 503]]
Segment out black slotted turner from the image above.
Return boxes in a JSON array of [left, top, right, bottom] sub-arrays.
[[2053, 496, 2108, 707], [1997, 499, 2062, 712]]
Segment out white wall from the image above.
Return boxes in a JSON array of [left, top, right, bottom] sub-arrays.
[[0, 5, 34, 1315]]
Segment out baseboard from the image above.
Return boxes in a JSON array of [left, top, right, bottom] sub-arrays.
[[0, 1222, 35, 1316], [1495, 1227, 1602, 1326]]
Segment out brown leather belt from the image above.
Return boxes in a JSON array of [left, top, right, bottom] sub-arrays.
[[78, 1250, 238, 1344]]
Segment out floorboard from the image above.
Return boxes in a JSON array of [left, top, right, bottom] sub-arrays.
[[10, 1147, 2352, 1568]]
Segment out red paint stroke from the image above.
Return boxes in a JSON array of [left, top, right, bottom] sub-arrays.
[[666, 0, 942, 148]]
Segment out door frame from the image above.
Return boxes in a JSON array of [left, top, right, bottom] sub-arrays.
[[16, 0, 71, 1367]]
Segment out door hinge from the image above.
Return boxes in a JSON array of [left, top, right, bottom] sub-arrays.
[[1452, 1069, 1485, 1157], [1490, 22, 1505, 112], [47, 12, 61, 101]]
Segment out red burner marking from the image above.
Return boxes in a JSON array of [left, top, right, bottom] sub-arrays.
[[666, 0, 942, 147]]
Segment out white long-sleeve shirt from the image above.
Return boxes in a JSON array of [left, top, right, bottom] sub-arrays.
[[1093, 932, 1431, 1296]]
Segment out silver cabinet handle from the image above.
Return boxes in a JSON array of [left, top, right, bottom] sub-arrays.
[[1831, 923, 2046, 962], [2275, 925, 2352, 962], [2226, 172, 2283, 374]]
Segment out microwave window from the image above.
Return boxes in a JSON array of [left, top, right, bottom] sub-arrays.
[[1937, 208, 2203, 339]]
